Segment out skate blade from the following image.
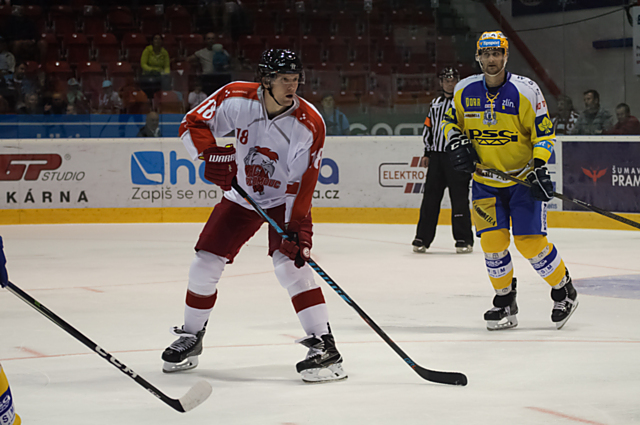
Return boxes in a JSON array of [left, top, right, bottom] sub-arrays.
[[456, 246, 473, 254], [162, 356, 199, 373], [555, 299, 579, 330], [300, 363, 348, 383], [486, 315, 518, 331], [413, 245, 427, 253]]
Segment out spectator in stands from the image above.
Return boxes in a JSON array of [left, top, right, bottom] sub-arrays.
[[0, 94, 10, 114], [141, 34, 171, 77], [66, 78, 90, 114], [212, 43, 231, 73], [66, 104, 77, 115], [188, 33, 218, 75], [188, 81, 207, 110], [319, 93, 350, 135], [552, 95, 579, 135], [1, 6, 39, 62], [0, 37, 16, 76], [4, 62, 36, 107], [44, 92, 68, 115], [140, 34, 171, 100], [98, 80, 123, 114], [137, 111, 162, 137], [572, 89, 614, 135], [604, 103, 640, 135], [17, 92, 43, 114]]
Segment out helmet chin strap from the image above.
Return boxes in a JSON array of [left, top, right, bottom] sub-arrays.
[[264, 80, 282, 106], [476, 54, 508, 78]]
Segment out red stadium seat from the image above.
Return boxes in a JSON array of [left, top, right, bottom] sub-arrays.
[[77, 61, 106, 104], [171, 60, 192, 94], [107, 61, 135, 92], [81, 6, 106, 37], [40, 32, 62, 63], [63, 33, 91, 65], [50, 5, 78, 36], [154, 90, 185, 114], [107, 6, 136, 35], [45, 61, 74, 93], [122, 33, 149, 63], [181, 33, 204, 56], [265, 35, 294, 51], [94, 33, 120, 64], [161, 34, 180, 60], [23, 5, 48, 33], [167, 5, 192, 35], [140, 5, 165, 36], [237, 35, 265, 64]]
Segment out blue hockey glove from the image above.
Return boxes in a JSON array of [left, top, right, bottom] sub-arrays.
[[0, 236, 9, 288], [445, 131, 478, 173], [526, 166, 554, 202]]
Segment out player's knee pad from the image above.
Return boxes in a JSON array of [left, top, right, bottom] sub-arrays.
[[480, 229, 510, 253], [188, 250, 227, 296], [514, 235, 567, 287], [481, 229, 513, 291], [513, 234, 548, 259], [272, 250, 318, 298]]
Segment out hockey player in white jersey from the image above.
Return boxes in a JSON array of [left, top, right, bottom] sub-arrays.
[[161, 49, 347, 383]]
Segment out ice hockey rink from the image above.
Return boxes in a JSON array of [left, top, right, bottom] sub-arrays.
[[1, 222, 639, 425]]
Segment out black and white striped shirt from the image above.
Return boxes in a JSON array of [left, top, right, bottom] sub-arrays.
[[422, 95, 453, 156]]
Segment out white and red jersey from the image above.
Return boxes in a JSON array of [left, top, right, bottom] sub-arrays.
[[179, 81, 325, 223]]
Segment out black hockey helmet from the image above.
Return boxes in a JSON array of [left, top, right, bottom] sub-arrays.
[[438, 67, 460, 80], [257, 49, 305, 84]]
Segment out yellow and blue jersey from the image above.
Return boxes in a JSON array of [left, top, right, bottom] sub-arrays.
[[0, 364, 21, 425], [442, 72, 555, 188]]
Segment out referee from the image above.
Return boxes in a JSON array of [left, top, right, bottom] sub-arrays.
[[412, 67, 474, 254]]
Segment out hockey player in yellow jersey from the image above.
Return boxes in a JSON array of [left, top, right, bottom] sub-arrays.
[[442, 31, 578, 330], [0, 363, 21, 425]]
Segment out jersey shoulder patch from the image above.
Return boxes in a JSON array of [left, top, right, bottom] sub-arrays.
[[219, 81, 260, 101], [455, 74, 483, 95], [295, 98, 326, 139]]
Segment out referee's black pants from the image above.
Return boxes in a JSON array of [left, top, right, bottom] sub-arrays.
[[414, 152, 474, 248]]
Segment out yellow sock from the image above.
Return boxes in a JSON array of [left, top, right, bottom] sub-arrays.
[[0, 363, 21, 425]]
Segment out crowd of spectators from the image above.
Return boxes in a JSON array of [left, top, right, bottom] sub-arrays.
[[0, 3, 239, 118], [552, 89, 640, 136]]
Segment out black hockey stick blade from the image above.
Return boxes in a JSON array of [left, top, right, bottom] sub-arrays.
[[478, 165, 640, 230], [415, 365, 468, 386], [3, 280, 212, 412], [231, 179, 468, 386]]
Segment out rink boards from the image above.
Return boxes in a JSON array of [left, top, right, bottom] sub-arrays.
[[1, 136, 639, 230]]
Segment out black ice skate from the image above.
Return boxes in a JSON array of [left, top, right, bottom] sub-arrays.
[[162, 326, 206, 373], [551, 272, 579, 330], [455, 242, 473, 254], [412, 238, 427, 253], [484, 278, 518, 331], [296, 333, 347, 383]]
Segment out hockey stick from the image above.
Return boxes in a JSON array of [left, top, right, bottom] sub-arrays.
[[231, 179, 468, 386], [2, 280, 212, 412], [476, 164, 640, 231]]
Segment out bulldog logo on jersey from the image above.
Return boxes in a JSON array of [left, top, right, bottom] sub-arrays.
[[244, 146, 281, 194]]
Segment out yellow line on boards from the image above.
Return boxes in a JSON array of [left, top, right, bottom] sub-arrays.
[[0, 208, 638, 231]]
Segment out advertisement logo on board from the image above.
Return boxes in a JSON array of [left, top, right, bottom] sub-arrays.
[[379, 157, 426, 194], [581, 167, 606, 184], [131, 151, 165, 185], [0, 154, 63, 181]]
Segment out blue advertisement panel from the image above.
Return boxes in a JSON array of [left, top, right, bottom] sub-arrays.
[[562, 141, 640, 213], [0, 114, 182, 139]]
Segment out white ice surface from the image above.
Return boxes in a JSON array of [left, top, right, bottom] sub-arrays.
[[1, 222, 639, 425]]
